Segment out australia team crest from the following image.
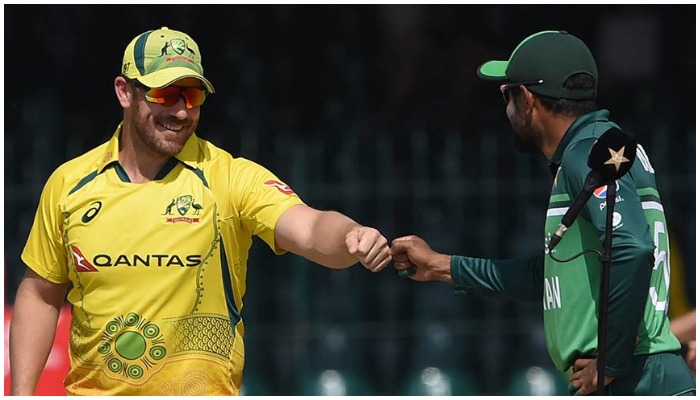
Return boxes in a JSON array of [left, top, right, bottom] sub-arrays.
[[163, 195, 203, 223]]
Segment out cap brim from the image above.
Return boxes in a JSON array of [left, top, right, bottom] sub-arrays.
[[477, 60, 509, 81], [138, 67, 215, 93]]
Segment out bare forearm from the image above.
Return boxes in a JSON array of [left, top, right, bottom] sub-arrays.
[[10, 275, 66, 395], [671, 309, 696, 343], [276, 205, 390, 271], [305, 211, 360, 268]]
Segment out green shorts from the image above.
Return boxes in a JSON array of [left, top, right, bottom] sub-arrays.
[[569, 352, 695, 395]]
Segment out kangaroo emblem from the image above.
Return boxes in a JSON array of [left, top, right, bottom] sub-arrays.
[[163, 199, 176, 215]]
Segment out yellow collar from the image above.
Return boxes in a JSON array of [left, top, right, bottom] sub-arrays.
[[96, 122, 201, 173]]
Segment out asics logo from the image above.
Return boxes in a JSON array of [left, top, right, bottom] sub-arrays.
[[82, 201, 102, 223]]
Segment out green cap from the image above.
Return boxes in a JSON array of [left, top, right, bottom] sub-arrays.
[[121, 27, 215, 93], [477, 30, 597, 100]]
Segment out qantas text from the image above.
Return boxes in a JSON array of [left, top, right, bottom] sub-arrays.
[[92, 254, 202, 267]]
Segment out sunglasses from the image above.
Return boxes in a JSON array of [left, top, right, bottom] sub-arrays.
[[499, 79, 544, 104], [130, 79, 207, 109]]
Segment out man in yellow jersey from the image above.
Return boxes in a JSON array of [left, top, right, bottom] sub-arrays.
[[9, 27, 392, 396]]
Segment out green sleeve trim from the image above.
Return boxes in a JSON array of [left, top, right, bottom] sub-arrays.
[[549, 193, 571, 202], [636, 187, 659, 198]]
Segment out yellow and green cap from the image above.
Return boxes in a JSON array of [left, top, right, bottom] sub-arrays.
[[477, 30, 597, 100], [121, 27, 215, 93]]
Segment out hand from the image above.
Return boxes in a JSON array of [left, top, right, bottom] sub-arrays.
[[685, 340, 696, 372], [390, 235, 452, 282], [568, 358, 615, 395], [345, 226, 392, 272]]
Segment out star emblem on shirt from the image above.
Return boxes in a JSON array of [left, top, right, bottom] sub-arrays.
[[604, 146, 630, 172]]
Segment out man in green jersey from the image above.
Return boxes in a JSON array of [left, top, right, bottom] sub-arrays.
[[391, 30, 695, 395], [9, 26, 392, 396]]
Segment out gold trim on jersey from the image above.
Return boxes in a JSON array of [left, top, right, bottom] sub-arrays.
[[164, 314, 235, 360]]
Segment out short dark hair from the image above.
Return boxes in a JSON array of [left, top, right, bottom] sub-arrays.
[[122, 75, 150, 90], [536, 73, 597, 117]]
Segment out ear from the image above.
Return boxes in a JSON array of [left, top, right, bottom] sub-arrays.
[[520, 86, 537, 112], [114, 76, 132, 109]]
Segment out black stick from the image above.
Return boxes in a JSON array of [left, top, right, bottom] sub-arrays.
[[596, 181, 616, 395]]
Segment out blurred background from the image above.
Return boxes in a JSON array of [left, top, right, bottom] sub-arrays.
[[4, 4, 695, 396]]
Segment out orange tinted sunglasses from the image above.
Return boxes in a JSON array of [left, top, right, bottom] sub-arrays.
[[145, 86, 207, 109], [130, 79, 207, 109]]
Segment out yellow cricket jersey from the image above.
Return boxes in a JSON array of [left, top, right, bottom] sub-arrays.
[[21, 123, 304, 395]]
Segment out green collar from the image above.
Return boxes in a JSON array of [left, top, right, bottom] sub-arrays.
[[548, 109, 610, 176], [112, 157, 180, 183], [97, 122, 202, 175]]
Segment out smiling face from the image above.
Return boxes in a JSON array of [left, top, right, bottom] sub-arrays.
[[125, 77, 202, 158]]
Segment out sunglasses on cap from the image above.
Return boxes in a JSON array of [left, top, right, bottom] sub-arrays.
[[499, 79, 544, 104], [129, 79, 208, 109]]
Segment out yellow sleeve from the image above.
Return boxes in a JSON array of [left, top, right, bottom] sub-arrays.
[[231, 159, 305, 254], [21, 168, 70, 284]]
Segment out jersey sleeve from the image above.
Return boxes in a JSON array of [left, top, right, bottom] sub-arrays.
[[451, 253, 544, 302], [21, 169, 70, 284], [561, 140, 655, 377], [230, 159, 305, 254]]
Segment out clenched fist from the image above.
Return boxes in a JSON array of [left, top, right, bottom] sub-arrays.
[[346, 227, 392, 272], [390, 235, 453, 282]]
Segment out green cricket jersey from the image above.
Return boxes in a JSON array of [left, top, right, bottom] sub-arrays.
[[451, 110, 680, 377]]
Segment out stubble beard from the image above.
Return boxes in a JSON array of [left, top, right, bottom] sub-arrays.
[[132, 104, 197, 158], [510, 105, 541, 154]]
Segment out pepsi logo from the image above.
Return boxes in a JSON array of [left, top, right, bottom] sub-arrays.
[[593, 181, 619, 199]]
